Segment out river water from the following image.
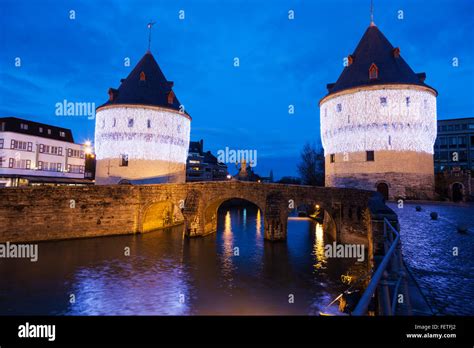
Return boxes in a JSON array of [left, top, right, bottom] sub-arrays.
[[0, 203, 363, 315]]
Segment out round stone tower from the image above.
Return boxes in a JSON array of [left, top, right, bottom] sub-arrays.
[[319, 22, 437, 200], [95, 51, 191, 185]]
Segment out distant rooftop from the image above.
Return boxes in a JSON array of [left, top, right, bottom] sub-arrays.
[[0, 117, 75, 143]]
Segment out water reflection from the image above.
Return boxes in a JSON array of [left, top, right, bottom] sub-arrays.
[[313, 223, 327, 270], [0, 202, 360, 315]]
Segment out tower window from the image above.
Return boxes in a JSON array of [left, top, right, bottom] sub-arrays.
[[128, 118, 134, 127], [330, 154, 335, 163], [406, 97, 410, 106], [140, 71, 146, 81], [112, 118, 116, 127], [336, 104, 342, 112], [369, 63, 378, 80], [168, 91, 175, 104], [366, 151, 375, 161], [120, 154, 129, 167], [380, 97, 387, 106], [147, 119, 151, 128]]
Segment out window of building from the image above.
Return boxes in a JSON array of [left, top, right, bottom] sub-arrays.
[[0, 157, 4, 167], [449, 137, 457, 148], [20, 123, 28, 130], [462, 124, 467, 130], [0, 138, 3, 149], [366, 151, 375, 161], [336, 104, 342, 112], [369, 63, 378, 80], [469, 124, 474, 130], [47, 129, 51, 134], [454, 125, 460, 131], [147, 119, 151, 128], [406, 97, 410, 107], [441, 125, 447, 132], [128, 118, 134, 127], [423, 99, 428, 109], [380, 97, 387, 106], [471, 135, 474, 146], [439, 137, 447, 149], [140, 71, 146, 81], [330, 154, 335, 163], [112, 118, 116, 127], [37, 161, 43, 170], [388, 135, 392, 146], [9, 158, 14, 168], [39, 127, 43, 133], [60, 131, 66, 137], [447, 125, 453, 131], [120, 154, 129, 167], [458, 136, 467, 148]]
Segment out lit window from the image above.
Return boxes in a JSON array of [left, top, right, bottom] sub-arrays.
[[369, 63, 378, 80], [336, 104, 342, 112], [60, 131, 65, 137], [140, 71, 146, 81], [39, 127, 43, 133], [330, 154, 335, 163], [366, 151, 375, 161], [128, 118, 134, 127], [47, 129, 51, 134]]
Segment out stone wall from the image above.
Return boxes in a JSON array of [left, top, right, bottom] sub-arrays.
[[325, 150, 435, 200]]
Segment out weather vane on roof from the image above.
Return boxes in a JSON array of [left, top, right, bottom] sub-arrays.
[[370, 0, 375, 25], [147, 21, 156, 51]]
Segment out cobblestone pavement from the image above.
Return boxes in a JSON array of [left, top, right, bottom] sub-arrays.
[[388, 202, 474, 315]]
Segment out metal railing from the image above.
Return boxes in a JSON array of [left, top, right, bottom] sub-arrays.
[[352, 217, 402, 316]]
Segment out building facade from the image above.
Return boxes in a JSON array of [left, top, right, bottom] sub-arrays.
[[186, 140, 228, 181], [0, 117, 87, 187], [320, 21, 437, 200], [94, 51, 191, 185], [434, 117, 474, 173]]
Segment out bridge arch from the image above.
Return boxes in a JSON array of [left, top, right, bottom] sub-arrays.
[[140, 200, 184, 233], [203, 195, 265, 236]]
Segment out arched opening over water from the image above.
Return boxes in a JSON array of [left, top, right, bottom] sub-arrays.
[[204, 197, 264, 236], [376, 182, 389, 201], [141, 201, 184, 233], [452, 182, 464, 202]]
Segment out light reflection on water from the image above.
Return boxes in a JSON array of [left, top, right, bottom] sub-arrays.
[[0, 203, 361, 315]]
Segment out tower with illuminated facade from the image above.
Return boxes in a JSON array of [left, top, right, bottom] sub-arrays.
[[319, 20, 437, 200], [94, 51, 191, 184]]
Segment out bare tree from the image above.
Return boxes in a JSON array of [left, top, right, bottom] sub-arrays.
[[297, 142, 324, 186]]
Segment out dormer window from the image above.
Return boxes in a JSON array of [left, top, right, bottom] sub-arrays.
[[392, 47, 400, 58], [369, 63, 378, 80], [140, 71, 146, 81], [167, 91, 175, 104], [347, 54, 354, 66]]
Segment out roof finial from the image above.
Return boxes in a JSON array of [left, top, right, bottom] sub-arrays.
[[370, 0, 375, 26], [147, 21, 156, 52]]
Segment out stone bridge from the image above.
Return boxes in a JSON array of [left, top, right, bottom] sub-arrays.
[[0, 182, 393, 251]]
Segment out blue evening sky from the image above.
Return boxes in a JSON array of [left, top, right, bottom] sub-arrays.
[[1, 0, 473, 179]]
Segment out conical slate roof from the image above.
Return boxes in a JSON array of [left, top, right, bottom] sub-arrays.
[[99, 51, 184, 112], [324, 24, 437, 97]]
